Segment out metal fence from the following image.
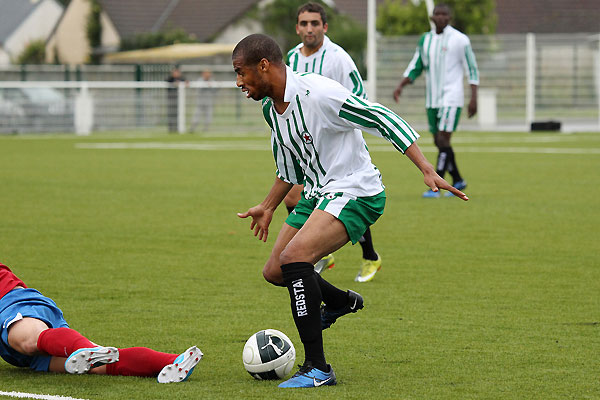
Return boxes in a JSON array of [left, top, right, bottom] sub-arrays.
[[0, 33, 598, 134], [0, 64, 236, 83], [0, 81, 265, 135]]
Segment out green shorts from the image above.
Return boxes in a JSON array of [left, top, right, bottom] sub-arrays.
[[427, 107, 462, 135], [286, 191, 386, 244]]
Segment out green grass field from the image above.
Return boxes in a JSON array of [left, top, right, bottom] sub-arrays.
[[0, 131, 599, 399]]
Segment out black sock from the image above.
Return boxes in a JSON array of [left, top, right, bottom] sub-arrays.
[[435, 147, 451, 178], [314, 273, 348, 310], [358, 227, 378, 260], [445, 147, 462, 184], [286, 205, 295, 215], [281, 262, 327, 371]]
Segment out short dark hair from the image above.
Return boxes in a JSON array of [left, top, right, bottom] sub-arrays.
[[232, 34, 283, 66], [433, 3, 452, 15], [297, 2, 327, 25]]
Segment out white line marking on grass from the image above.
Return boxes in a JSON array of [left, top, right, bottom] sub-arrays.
[[368, 146, 600, 155], [75, 142, 600, 155], [0, 391, 88, 400], [75, 142, 268, 151]]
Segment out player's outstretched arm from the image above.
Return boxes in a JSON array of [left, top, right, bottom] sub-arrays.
[[393, 77, 412, 103], [468, 84, 478, 118], [237, 178, 294, 242], [404, 143, 469, 201]]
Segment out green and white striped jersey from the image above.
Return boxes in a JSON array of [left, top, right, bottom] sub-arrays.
[[287, 36, 367, 99], [404, 25, 479, 108], [262, 66, 419, 199]]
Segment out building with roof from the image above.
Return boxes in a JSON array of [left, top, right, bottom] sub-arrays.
[[46, 0, 119, 65], [39, 0, 600, 66], [0, 0, 63, 65], [45, 0, 259, 64]]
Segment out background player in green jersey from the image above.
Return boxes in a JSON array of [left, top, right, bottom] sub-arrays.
[[285, 2, 382, 283], [233, 33, 467, 388], [393, 3, 479, 198]]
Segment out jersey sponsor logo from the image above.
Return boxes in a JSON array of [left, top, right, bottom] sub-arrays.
[[301, 130, 313, 144], [305, 90, 310, 96]]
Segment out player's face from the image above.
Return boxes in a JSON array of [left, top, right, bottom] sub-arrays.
[[296, 11, 328, 50], [233, 56, 269, 101], [430, 6, 451, 32]]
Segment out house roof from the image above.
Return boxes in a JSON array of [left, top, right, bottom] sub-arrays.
[[496, 0, 600, 33], [98, 0, 258, 41], [0, 0, 44, 42]]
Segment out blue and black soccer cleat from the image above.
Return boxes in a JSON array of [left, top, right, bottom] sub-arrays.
[[278, 362, 337, 388], [422, 189, 441, 198], [321, 290, 364, 330]]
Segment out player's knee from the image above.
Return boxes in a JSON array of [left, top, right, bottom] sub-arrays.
[[279, 245, 313, 265], [9, 334, 39, 356], [262, 264, 284, 286], [437, 131, 451, 147], [7, 318, 48, 356]]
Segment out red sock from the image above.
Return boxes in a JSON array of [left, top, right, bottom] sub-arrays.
[[37, 328, 96, 357], [105, 347, 178, 377]]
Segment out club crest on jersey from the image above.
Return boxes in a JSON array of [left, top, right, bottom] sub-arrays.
[[302, 131, 313, 144]]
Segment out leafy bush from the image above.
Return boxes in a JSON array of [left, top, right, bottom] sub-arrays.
[[377, 0, 497, 35], [16, 40, 46, 64]]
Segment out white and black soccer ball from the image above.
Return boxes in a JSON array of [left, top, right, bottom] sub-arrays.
[[242, 329, 296, 380]]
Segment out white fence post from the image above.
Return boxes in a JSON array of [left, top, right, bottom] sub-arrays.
[[177, 81, 186, 134], [366, 0, 377, 101], [74, 83, 93, 135], [478, 88, 497, 128], [526, 32, 536, 129]]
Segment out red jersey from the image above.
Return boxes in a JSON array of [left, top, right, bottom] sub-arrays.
[[0, 263, 27, 299]]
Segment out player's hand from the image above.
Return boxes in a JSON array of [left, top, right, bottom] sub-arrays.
[[237, 205, 274, 242], [424, 171, 469, 201], [468, 98, 477, 118], [393, 86, 403, 103]]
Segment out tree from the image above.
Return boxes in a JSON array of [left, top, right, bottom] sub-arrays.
[[86, 0, 102, 64], [377, 0, 497, 35], [16, 40, 46, 64], [260, 0, 367, 75]]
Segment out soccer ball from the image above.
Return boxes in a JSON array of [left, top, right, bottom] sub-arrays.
[[242, 329, 296, 380]]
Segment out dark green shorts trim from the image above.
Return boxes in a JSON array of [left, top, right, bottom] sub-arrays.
[[426, 107, 462, 134], [286, 191, 386, 244]]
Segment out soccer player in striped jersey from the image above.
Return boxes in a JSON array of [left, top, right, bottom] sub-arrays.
[[393, 3, 479, 198], [286, 2, 381, 283], [233, 33, 467, 388]]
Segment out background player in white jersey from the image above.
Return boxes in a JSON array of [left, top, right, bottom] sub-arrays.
[[285, 2, 381, 283], [232, 33, 467, 388], [393, 3, 479, 198]]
